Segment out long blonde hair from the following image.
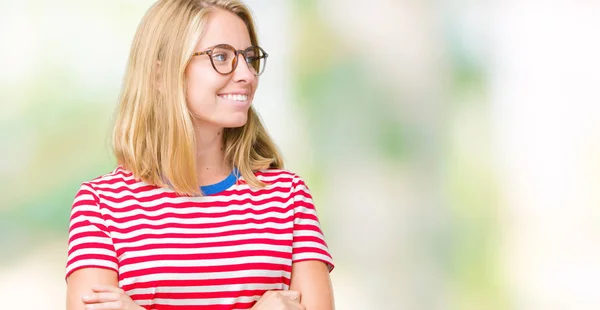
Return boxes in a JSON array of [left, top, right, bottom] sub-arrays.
[[112, 0, 283, 196]]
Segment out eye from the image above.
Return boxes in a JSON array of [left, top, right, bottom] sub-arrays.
[[212, 53, 228, 62]]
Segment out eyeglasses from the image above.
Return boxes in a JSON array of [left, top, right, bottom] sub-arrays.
[[192, 44, 268, 76]]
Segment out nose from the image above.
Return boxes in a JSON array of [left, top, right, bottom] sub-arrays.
[[232, 54, 255, 82]]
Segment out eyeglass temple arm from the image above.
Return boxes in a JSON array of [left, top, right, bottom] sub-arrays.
[[192, 50, 210, 57]]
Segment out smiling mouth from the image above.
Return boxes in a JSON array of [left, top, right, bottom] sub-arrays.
[[219, 94, 249, 102]]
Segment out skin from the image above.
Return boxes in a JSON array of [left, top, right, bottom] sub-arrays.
[[66, 8, 334, 310], [288, 261, 335, 310], [185, 8, 257, 186]]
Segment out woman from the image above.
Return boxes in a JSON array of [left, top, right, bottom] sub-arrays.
[[65, 0, 335, 309]]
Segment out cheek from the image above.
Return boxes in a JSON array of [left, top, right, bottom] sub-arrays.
[[251, 79, 259, 96], [186, 69, 225, 102]]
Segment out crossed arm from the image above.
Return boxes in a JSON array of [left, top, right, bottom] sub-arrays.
[[289, 260, 335, 310], [66, 268, 134, 310], [66, 260, 334, 310]]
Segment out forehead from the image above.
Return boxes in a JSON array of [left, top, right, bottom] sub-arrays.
[[197, 9, 252, 50]]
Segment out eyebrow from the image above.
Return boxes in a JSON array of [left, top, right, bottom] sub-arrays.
[[198, 43, 255, 51]]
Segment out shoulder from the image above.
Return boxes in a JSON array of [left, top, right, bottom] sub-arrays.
[[69, 167, 136, 213], [253, 168, 306, 182], [80, 166, 140, 191], [251, 168, 311, 191]]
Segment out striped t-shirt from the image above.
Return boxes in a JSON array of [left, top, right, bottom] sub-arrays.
[[65, 166, 334, 310]]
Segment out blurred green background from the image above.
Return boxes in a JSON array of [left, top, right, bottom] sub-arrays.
[[1, 0, 600, 309]]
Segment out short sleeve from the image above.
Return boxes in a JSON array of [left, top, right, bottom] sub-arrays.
[[291, 174, 334, 272], [65, 182, 118, 280]]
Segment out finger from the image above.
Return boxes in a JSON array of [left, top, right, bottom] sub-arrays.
[[278, 290, 301, 302], [91, 285, 123, 293], [84, 300, 123, 310], [81, 292, 121, 303]]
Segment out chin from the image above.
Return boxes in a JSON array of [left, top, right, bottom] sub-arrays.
[[222, 116, 248, 128]]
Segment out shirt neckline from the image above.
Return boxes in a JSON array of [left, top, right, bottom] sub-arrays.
[[200, 168, 240, 195]]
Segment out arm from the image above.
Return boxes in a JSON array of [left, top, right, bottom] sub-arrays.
[[66, 268, 119, 310], [66, 183, 133, 309], [289, 261, 335, 310], [289, 174, 335, 309]]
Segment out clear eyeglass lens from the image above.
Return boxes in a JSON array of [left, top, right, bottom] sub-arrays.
[[210, 45, 266, 75]]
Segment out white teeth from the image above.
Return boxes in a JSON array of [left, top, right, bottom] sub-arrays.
[[221, 94, 248, 101]]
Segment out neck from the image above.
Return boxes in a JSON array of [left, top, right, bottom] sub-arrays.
[[194, 123, 231, 186]]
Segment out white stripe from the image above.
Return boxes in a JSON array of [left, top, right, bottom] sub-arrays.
[[93, 180, 293, 200], [122, 244, 292, 259], [253, 170, 294, 180], [136, 296, 260, 306], [68, 236, 112, 249], [92, 176, 293, 192], [293, 219, 321, 227], [69, 212, 107, 228], [71, 204, 100, 213], [92, 172, 137, 183], [68, 222, 110, 238], [292, 229, 324, 239], [72, 192, 97, 205], [105, 210, 293, 229], [127, 283, 282, 295], [293, 193, 314, 203], [115, 187, 293, 204], [96, 190, 295, 209], [292, 241, 329, 253], [66, 259, 118, 274], [120, 256, 291, 274], [102, 199, 293, 218], [103, 200, 292, 220], [111, 222, 293, 239], [89, 168, 294, 186], [292, 253, 333, 264], [119, 269, 290, 286], [294, 205, 317, 217], [93, 179, 155, 191], [119, 233, 293, 248], [67, 247, 115, 262]]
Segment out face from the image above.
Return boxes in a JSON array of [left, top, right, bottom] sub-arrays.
[[185, 9, 258, 129]]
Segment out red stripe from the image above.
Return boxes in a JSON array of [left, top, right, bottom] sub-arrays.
[[293, 235, 326, 245], [121, 250, 291, 265], [121, 276, 288, 291], [69, 209, 106, 222], [132, 289, 268, 300], [106, 217, 294, 234], [97, 192, 294, 210], [146, 302, 255, 310], [66, 253, 118, 267], [65, 168, 332, 309], [68, 242, 115, 255], [68, 228, 111, 244], [66, 265, 118, 280], [114, 227, 293, 244], [293, 211, 318, 221], [103, 206, 294, 224], [293, 247, 331, 258], [293, 223, 323, 232], [120, 263, 291, 278], [95, 179, 293, 196], [117, 238, 291, 255]]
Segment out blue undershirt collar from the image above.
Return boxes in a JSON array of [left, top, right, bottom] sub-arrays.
[[200, 168, 240, 195]]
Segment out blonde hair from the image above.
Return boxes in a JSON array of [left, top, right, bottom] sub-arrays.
[[112, 0, 283, 196]]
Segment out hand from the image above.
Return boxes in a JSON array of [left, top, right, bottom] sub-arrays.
[[252, 290, 305, 310], [81, 285, 144, 310]]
